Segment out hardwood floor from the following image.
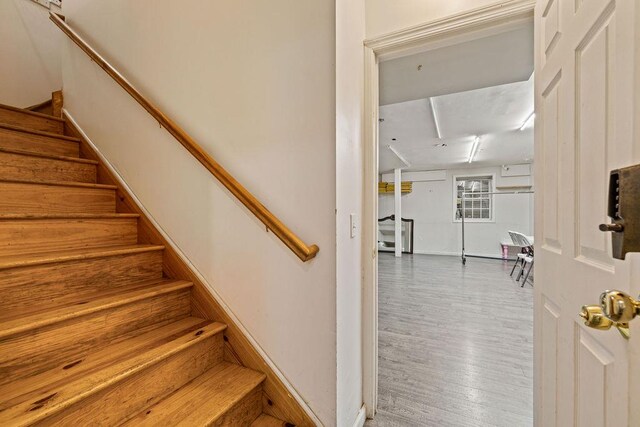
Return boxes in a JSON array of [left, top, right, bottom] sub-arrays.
[[367, 254, 533, 427]]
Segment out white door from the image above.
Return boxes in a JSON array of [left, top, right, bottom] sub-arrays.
[[535, 0, 640, 425]]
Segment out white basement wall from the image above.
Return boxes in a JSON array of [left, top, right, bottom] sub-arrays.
[[379, 166, 533, 258], [0, 0, 62, 107], [60, 0, 341, 424]]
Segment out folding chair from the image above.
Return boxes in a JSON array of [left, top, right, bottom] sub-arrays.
[[508, 231, 534, 286]]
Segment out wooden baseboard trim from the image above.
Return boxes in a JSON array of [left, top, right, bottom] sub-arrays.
[[62, 109, 318, 427]]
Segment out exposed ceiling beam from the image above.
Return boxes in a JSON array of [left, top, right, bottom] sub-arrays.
[[429, 97, 442, 139], [387, 145, 411, 168], [519, 111, 535, 130], [468, 136, 480, 163]]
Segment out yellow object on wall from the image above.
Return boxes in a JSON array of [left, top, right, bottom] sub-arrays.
[[378, 181, 412, 194]]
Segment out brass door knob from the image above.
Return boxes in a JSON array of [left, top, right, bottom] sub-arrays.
[[579, 305, 614, 330], [579, 290, 639, 339]]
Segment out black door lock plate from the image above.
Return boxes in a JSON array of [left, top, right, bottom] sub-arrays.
[[600, 164, 640, 260]]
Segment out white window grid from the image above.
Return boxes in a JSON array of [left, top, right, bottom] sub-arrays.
[[455, 176, 493, 221]]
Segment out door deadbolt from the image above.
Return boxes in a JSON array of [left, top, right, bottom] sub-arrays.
[[599, 165, 640, 260]]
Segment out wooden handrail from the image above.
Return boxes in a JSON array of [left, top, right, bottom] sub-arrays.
[[50, 12, 319, 262]]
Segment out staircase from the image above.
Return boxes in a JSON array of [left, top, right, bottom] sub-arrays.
[[0, 102, 289, 426]]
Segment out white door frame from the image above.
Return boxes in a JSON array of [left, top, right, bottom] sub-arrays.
[[361, 0, 536, 417]]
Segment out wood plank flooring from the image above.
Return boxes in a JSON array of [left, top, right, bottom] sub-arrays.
[[366, 254, 533, 427]]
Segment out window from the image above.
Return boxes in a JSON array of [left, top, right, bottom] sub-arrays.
[[454, 176, 493, 221]]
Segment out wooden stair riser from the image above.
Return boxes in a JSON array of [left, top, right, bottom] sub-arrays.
[[36, 334, 223, 427], [0, 249, 163, 314], [0, 182, 115, 214], [0, 127, 79, 157], [0, 288, 191, 386], [121, 362, 266, 426], [213, 386, 263, 427], [252, 414, 289, 427], [27, 103, 53, 116], [0, 318, 212, 410], [0, 151, 96, 183], [0, 217, 138, 257], [0, 107, 64, 134]]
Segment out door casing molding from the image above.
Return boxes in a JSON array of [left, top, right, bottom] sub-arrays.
[[361, 0, 536, 418]]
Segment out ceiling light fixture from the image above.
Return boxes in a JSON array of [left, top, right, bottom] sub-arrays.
[[387, 145, 411, 168], [429, 98, 442, 139], [519, 112, 535, 131], [468, 136, 480, 164]]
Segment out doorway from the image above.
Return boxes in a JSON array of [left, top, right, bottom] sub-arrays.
[[361, 2, 537, 423]]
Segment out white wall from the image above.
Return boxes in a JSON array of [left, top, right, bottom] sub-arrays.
[[336, 0, 365, 424], [365, 0, 503, 39], [61, 0, 338, 424], [379, 166, 533, 257], [0, 0, 62, 106]]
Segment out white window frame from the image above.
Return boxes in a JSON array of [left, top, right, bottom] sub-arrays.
[[452, 174, 496, 223]]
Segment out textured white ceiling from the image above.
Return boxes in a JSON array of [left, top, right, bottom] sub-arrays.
[[379, 77, 534, 172], [379, 22, 534, 106]]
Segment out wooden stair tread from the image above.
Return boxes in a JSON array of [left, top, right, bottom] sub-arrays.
[[0, 248, 164, 315], [0, 177, 116, 190], [0, 214, 139, 257], [0, 180, 116, 214], [0, 148, 98, 184], [123, 361, 266, 426], [0, 103, 65, 123], [0, 243, 164, 270], [0, 320, 226, 426], [25, 98, 53, 113], [0, 104, 65, 134], [0, 146, 96, 164], [0, 279, 193, 339], [0, 213, 139, 220], [251, 414, 289, 427], [0, 123, 80, 142], [0, 317, 213, 408], [0, 124, 80, 158], [3, 276, 173, 320]]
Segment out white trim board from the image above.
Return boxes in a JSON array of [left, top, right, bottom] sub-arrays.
[[361, 0, 535, 419], [63, 109, 323, 427], [353, 405, 366, 427], [364, 0, 536, 61]]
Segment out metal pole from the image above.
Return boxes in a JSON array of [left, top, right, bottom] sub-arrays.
[[461, 192, 466, 265]]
